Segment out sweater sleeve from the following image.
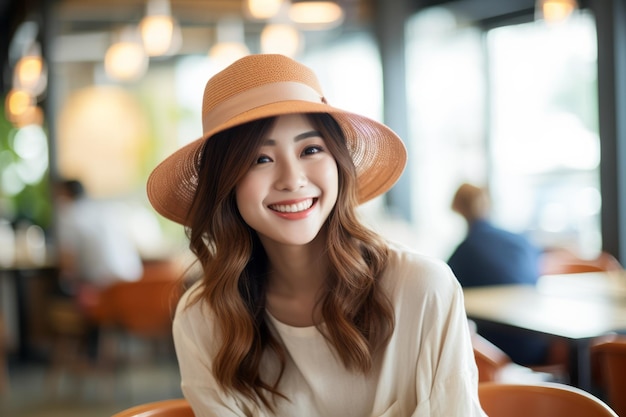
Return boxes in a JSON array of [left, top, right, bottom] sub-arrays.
[[411, 269, 488, 417], [173, 285, 258, 417]]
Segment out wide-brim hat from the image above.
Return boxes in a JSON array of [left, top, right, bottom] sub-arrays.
[[147, 54, 407, 225]]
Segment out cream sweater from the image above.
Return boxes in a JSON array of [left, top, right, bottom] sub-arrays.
[[173, 244, 488, 417]]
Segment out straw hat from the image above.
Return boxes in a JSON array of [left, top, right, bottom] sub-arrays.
[[147, 54, 407, 225]]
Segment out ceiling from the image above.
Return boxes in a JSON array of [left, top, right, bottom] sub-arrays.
[[53, 0, 373, 33], [49, 0, 377, 62], [1, 0, 378, 94]]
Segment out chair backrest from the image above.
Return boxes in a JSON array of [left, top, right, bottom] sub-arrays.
[[471, 331, 512, 382], [591, 334, 626, 417], [540, 249, 623, 275], [100, 279, 182, 337], [94, 262, 184, 339], [111, 398, 194, 417], [478, 382, 619, 417]]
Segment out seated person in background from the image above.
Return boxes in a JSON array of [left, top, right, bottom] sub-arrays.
[[447, 183, 548, 366], [447, 183, 541, 287], [55, 179, 144, 318]]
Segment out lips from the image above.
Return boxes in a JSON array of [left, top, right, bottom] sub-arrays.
[[268, 198, 315, 213]]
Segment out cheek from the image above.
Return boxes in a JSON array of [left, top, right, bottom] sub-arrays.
[[235, 174, 261, 215], [319, 159, 339, 201]]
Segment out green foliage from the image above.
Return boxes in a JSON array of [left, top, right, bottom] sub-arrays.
[[0, 98, 52, 229]]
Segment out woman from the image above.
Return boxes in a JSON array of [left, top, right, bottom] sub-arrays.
[[147, 54, 486, 416]]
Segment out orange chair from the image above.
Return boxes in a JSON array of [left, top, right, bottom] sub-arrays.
[[471, 328, 556, 383], [478, 382, 619, 417], [591, 334, 626, 417], [46, 260, 185, 397], [111, 398, 194, 417], [95, 276, 184, 369], [472, 330, 511, 382], [540, 249, 623, 275], [97, 278, 182, 338]]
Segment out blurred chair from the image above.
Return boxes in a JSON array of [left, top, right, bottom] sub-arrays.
[[46, 259, 184, 398], [478, 382, 619, 417], [95, 273, 184, 369], [591, 334, 626, 417], [469, 320, 560, 383], [541, 249, 623, 275], [0, 313, 9, 395], [46, 297, 93, 395], [111, 398, 194, 417]]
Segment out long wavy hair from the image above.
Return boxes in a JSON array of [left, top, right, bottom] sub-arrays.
[[184, 113, 394, 410]]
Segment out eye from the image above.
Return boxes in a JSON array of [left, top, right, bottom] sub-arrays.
[[255, 155, 272, 164], [302, 145, 324, 156]]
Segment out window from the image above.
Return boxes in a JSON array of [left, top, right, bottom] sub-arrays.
[[405, 8, 600, 259]]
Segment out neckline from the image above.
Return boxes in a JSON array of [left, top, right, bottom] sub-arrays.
[[265, 309, 322, 337]]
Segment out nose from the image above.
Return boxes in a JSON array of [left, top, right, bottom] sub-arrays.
[[274, 157, 307, 191]]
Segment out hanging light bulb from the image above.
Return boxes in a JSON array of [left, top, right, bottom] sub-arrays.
[[105, 26, 148, 82], [260, 23, 302, 57], [5, 88, 43, 127], [139, 0, 181, 56], [244, 0, 283, 20], [288, 1, 344, 30], [536, 0, 579, 24], [6, 89, 34, 121], [209, 18, 250, 69], [209, 42, 250, 69], [13, 42, 47, 96]]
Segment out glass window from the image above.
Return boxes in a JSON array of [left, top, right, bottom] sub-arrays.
[[405, 9, 600, 260], [487, 12, 600, 258]]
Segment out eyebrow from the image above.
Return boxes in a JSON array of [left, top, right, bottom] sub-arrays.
[[262, 130, 322, 146]]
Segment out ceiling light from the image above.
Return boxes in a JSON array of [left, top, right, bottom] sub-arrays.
[[536, 0, 579, 24], [288, 1, 344, 29], [105, 27, 148, 82], [245, 0, 284, 19], [5, 89, 43, 127], [260, 24, 302, 57], [209, 42, 250, 69], [209, 18, 250, 69], [13, 54, 47, 96], [140, 0, 181, 56]]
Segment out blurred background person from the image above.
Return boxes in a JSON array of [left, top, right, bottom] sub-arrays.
[[447, 182, 541, 288], [447, 182, 549, 367], [55, 179, 143, 309], [52, 179, 144, 363]]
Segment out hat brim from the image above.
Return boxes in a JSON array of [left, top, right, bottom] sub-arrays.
[[147, 100, 407, 225]]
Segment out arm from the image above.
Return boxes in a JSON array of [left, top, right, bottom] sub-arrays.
[[173, 290, 254, 417], [411, 272, 487, 417]]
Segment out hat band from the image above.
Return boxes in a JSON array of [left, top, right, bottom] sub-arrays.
[[202, 81, 325, 135]]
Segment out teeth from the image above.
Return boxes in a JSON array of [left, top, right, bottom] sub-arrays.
[[270, 198, 314, 213]]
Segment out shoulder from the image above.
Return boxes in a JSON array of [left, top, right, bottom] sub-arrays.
[[175, 280, 210, 324], [173, 280, 220, 352], [382, 241, 459, 300]]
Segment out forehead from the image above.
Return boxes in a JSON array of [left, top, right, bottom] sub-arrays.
[[264, 114, 317, 138]]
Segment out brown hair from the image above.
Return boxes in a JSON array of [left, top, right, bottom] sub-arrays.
[[184, 113, 394, 410], [451, 183, 491, 223]]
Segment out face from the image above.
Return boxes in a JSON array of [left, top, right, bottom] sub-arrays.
[[236, 114, 339, 248]]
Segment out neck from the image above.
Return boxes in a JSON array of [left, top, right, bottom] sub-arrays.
[[261, 230, 329, 326], [263, 232, 328, 296]]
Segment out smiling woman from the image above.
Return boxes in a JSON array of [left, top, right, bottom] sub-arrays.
[[145, 53, 487, 416]]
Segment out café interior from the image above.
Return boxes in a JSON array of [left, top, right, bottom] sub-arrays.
[[1, 0, 626, 416]]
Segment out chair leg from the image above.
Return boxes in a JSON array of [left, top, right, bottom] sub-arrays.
[[0, 315, 9, 396]]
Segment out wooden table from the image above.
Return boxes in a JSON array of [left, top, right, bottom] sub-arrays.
[[463, 271, 626, 391]]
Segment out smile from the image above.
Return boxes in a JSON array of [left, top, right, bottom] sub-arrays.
[[268, 198, 316, 213]]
